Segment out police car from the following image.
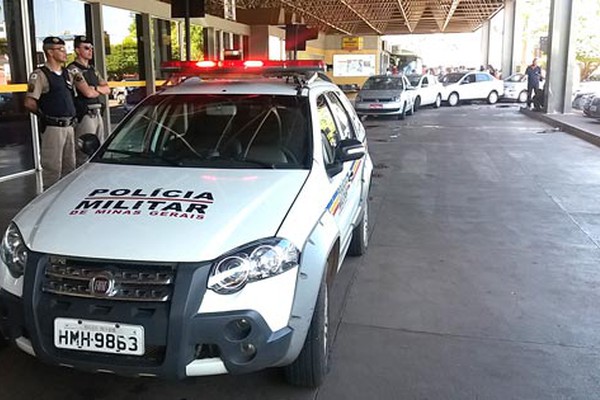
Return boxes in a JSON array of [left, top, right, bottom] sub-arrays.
[[0, 59, 373, 387]]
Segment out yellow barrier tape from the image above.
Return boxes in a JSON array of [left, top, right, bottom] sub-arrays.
[[1, 81, 167, 93]]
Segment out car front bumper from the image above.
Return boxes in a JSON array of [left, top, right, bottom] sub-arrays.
[[355, 101, 403, 115], [0, 252, 294, 379]]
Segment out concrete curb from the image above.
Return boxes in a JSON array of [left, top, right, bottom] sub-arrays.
[[519, 107, 600, 147]]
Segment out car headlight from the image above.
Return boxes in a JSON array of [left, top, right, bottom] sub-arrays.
[[392, 95, 401, 102], [0, 223, 28, 278], [207, 238, 300, 294], [355, 95, 362, 102]]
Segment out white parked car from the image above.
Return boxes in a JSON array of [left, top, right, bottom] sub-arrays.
[[354, 74, 415, 119], [0, 60, 373, 388], [440, 71, 504, 106], [503, 73, 528, 103], [406, 74, 443, 109]]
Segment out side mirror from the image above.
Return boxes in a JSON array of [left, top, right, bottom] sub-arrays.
[[77, 133, 101, 156], [421, 83, 428, 88], [460, 80, 469, 85], [336, 138, 365, 162]]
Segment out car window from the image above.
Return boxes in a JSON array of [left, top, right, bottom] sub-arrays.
[[441, 73, 465, 84], [317, 94, 341, 166], [96, 94, 311, 169], [362, 76, 404, 90], [465, 74, 476, 83], [407, 74, 421, 87], [422, 77, 429, 86], [326, 92, 356, 140], [477, 73, 492, 82]]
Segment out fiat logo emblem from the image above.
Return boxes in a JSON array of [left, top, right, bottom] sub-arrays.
[[89, 272, 116, 297]]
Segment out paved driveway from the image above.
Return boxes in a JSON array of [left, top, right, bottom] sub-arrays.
[[2, 104, 600, 399]]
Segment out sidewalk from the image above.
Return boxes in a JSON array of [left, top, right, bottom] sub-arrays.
[[520, 107, 600, 147]]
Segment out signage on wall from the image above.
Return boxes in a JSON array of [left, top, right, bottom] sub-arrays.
[[341, 37, 363, 51], [224, 0, 236, 21], [333, 54, 376, 77]]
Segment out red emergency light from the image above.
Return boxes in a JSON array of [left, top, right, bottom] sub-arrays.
[[161, 59, 326, 77]]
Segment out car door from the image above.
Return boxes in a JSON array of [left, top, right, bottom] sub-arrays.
[[401, 75, 414, 110], [460, 73, 477, 100], [476, 73, 493, 98], [421, 76, 434, 105], [317, 92, 363, 251]]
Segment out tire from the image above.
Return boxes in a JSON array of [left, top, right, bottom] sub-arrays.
[[448, 92, 459, 107], [284, 280, 329, 388], [116, 93, 125, 104], [398, 102, 406, 120], [348, 201, 368, 256], [414, 96, 421, 112], [487, 91, 499, 104], [518, 90, 528, 103], [433, 94, 442, 108]]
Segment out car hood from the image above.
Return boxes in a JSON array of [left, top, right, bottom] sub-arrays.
[[14, 163, 309, 262]]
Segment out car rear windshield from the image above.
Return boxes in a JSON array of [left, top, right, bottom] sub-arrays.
[[441, 73, 465, 84], [95, 94, 311, 169], [362, 77, 403, 90]]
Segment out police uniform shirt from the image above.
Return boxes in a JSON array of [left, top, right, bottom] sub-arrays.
[[26, 63, 83, 101], [66, 62, 105, 91]]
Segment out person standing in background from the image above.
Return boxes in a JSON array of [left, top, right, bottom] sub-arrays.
[[525, 58, 543, 109], [67, 35, 111, 166]]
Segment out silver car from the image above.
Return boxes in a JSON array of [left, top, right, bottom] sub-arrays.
[[354, 75, 414, 120]]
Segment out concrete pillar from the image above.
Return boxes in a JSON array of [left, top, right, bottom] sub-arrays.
[[544, 0, 575, 114], [88, 3, 111, 135], [140, 14, 155, 95], [248, 25, 270, 59], [480, 20, 491, 68], [501, 0, 517, 78], [203, 27, 217, 59]]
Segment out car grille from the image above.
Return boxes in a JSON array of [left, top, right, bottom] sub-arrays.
[[363, 98, 394, 102], [42, 256, 176, 302]]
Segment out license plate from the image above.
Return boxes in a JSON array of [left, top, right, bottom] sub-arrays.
[[369, 103, 383, 109], [54, 318, 145, 356]]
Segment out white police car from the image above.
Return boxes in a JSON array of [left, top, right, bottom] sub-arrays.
[[0, 59, 372, 387]]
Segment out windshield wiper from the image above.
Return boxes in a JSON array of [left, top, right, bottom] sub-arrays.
[[102, 149, 179, 166]]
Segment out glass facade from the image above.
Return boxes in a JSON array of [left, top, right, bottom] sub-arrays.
[[0, 0, 34, 178]]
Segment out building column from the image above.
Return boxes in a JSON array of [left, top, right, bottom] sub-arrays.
[[544, 0, 575, 114], [140, 13, 155, 95], [501, 0, 517, 78], [480, 20, 491, 68], [203, 27, 217, 59], [88, 3, 111, 135]]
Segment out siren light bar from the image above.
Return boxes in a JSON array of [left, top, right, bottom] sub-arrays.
[[161, 59, 326, 76]]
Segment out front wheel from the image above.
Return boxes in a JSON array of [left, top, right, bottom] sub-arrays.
[[284, 280, 329, 388], [518, 90, 528, 103], [348, 201, 369, 256], [414, 96, 421, 112], [448, 92, 459, 107], [487, 91, 499, 104], [433, 94, 442, 108]]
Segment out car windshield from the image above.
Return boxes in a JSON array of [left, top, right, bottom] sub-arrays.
[[362, 77, 403, 90], [407, 75, 422, 86], [94, 94, 311, 169], [441, 73, 465, 84]]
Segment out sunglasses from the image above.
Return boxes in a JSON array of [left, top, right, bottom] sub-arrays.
[[49, 47, 67, 52], [80, 45, 94, 51]]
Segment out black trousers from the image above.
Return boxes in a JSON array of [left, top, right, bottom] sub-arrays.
[[526, 84, 539, 107]]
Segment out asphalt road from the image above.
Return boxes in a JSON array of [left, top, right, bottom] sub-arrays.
[[3, 103, 600, 399]]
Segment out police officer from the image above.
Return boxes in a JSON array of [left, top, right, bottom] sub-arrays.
[[67, 35, 111, 166], [24, 37, 100, 188]]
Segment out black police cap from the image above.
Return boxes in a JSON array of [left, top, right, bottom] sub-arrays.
[[74, 35, 92, 47], [43, 36, 65, 46]]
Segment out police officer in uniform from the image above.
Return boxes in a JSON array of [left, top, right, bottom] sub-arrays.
[[67, 35, 111, 166], [25, 36, 101, 189]]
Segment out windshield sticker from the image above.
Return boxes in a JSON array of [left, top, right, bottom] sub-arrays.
[[69, 188, 214, 221]]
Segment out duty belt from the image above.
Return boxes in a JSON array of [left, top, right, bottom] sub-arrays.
[[45, 116, 76, 127]]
